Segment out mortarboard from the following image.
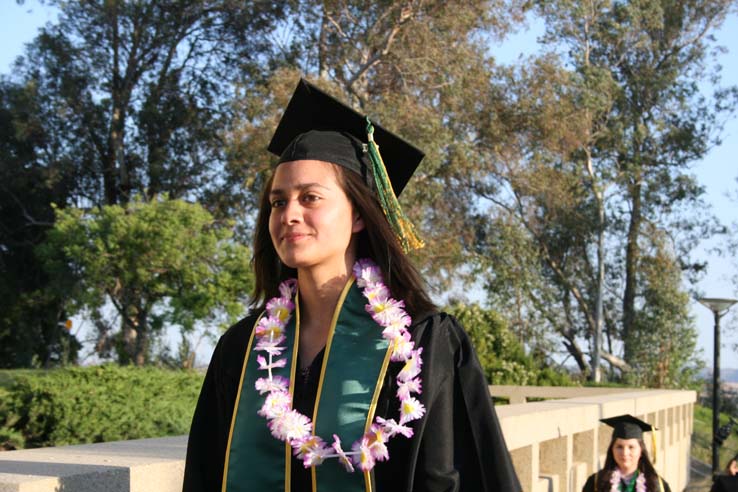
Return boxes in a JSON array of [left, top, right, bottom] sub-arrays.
[[600, 414, 655, 440], [267, 78, 424, 197], [267, 78, 425, 251]]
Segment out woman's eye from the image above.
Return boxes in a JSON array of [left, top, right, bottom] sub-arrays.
[[271, 199, 286, 208], [302, 194, 321, 203]]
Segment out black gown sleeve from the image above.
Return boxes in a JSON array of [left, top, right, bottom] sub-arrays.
[[582, 473, 596, 492], [376, 313, 522, 492], [182, 316, 257, 492]]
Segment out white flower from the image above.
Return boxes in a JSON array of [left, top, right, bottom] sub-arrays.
[[397, 377, 422, 400], [352, 259, 382, 287], [366, 297, 406, 326], [292, 435, 325, 459], [255, 336, 287, 356], [258, 390, 291, 419], [255, 376, 289, 395], [278, 279, 297, 299], [363, 283, 390, 302], [302, 443, 332, 467], [365, 424, 389, 462], [257, 354, 287, 371], [351, 437, 376, 472], [266, 297, 294, 322], [255, 316, 284, 339], [375, 416, 414, 438], [269, 409, 312, 442], [397, 348, 423, 382], [389, 331, 415, 362], [331, 435, 355, 473], [399, 396, 425, 425]]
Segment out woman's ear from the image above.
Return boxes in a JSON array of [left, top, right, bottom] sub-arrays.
[[352, 213, 365, 233]]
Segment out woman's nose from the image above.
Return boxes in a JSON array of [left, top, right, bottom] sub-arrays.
[[281, 199, 302, 224]]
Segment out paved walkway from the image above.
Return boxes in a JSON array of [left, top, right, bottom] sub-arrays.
[[685, 458, 713, 492]]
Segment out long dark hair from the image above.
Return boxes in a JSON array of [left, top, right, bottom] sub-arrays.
[[596, 437, 660, 491], [251, 163, 436, 318]]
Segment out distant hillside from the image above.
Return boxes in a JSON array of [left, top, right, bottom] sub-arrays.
[[700, 368, 738, 383]]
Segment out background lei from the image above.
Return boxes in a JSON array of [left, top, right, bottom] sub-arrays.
[[609, 469, 646, 492], [252, 258, 425, 472]]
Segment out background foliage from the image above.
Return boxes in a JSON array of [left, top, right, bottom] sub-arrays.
[[0, 366, 203, 450], [1, 0, 736, 391]]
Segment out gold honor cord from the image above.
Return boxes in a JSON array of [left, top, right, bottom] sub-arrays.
[[365, 117, 424, 253], [285, 293, 301, 491], [363, 342, 394, 492], [651, 427, 657, 464]]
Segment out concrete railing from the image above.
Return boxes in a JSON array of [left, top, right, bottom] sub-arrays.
[[492, 386, 697, 492], [0, 387, 695, 492]]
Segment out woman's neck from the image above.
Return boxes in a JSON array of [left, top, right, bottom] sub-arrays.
[[297, 268, 351, 329], [618, 467, 637, 481], [295, 255, 355, 366]]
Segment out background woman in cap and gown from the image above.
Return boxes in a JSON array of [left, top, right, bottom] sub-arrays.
[[182, 79, 522, 492], [710, 453, 738, 492], [582, 415, 671, 492]]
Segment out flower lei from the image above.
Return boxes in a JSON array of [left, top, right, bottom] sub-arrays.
[[253, 258, 425, 472], [609, 469, 646, 492]]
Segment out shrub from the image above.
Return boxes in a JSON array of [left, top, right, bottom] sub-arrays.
[[0, 365, 204, 448]]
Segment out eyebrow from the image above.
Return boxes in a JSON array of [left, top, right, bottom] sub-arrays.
[[269, 182, 332, 196]]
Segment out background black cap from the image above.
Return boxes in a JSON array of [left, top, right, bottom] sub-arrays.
[[267, 78, 424, 196], [600, 414, 655, 440]]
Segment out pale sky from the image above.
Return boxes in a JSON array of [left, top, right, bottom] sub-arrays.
[[1, 1, 737, 369]]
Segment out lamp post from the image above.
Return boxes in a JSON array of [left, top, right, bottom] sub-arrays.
[[697, 297, 737, 475]]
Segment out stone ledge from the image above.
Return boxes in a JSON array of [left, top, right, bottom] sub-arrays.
[[0, 436, 186, 492]]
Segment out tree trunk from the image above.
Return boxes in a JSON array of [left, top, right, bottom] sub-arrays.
[[622, 173, 641, 363], [134, 308, 148, 366], [562, 334, 590, 377]]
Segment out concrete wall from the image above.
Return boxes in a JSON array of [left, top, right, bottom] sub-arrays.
[[0, 387, 695, 492]]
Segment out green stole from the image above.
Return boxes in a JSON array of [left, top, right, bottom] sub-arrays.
[[222, 278, 393, 492]]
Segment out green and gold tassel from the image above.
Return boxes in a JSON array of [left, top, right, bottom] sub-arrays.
[[651, 427, 658, 464], [365, 117, 424, 252]]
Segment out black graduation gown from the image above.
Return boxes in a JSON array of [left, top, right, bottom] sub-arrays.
[[183, 310, 522, 492], [582, 471, 671, 492], [710, 475, 738, 492]]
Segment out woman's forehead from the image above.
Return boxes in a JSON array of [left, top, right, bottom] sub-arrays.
[[270, 160, 342, 191], [613, 437, 640, 446]]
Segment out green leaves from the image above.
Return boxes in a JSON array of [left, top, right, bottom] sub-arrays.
[[0, 366, 204, 448], [38, 196, 253, 365], [447, 302, 572, 386]]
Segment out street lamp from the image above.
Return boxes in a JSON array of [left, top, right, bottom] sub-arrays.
[[697, 297, 738, 475]]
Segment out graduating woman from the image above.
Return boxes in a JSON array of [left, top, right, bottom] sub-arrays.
[[710, 453, 738, 492], [182, 79, 522, 492], [582, 415, 671, 492]]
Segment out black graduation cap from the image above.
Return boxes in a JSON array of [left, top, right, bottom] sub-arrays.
[[600, 414, 655, 440], [267, 78, 424, 197]]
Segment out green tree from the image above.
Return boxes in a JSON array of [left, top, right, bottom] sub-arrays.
[[1, 0, 286, 366], [0, 78, 80, 368], [221, 0, 527, 282], [474, 0, 734, 384], [447, 302, 572, 386], [627, 225, 703, 388], [38, 197, 252, 366]]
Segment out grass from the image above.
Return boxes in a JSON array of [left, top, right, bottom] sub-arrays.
[[691, 403, 738, 469]]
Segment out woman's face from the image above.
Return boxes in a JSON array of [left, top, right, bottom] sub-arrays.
[[268, 160, 364, 274], [612, 438, 642, 475], [729, 459, 738, 476]]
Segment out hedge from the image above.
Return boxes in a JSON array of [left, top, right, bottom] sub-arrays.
[[0, 365, 204, 450]]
